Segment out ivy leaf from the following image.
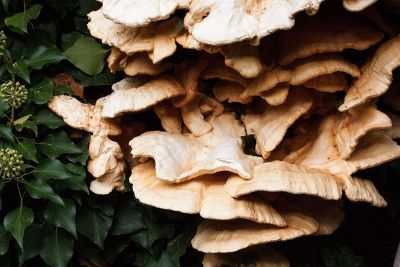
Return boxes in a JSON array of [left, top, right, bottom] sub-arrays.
[[76, 206, 113, 249], [63, 37, 107, 75], [111, 199, 145, 235], [19, 224, 52, 264], [16, 138, 37, 163], [27, 46, 65, 70], [7, 59, 30, 83], [66, 134, 89, 165], [4, 4, 42, 33], [24, 179, 64, 206], [34, 109, 64, 129], [43, 200, 77, 238], [2, 0, 9, 12], [39, 228, 74, 267], [14, 121, 38, 137], [61, 164, 88, 193], [0, 225, 11, 256], [53, 85, 72, 96], [0, 126, 15, 144], [32, 158, 72, 181], [29, 78, 53, 105], [37, 131, 82, 158], [4, 206, 34, 249], [165, 226, 195, 266]]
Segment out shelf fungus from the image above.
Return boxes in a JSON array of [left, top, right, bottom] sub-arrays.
[[48, 0, 400, 262]]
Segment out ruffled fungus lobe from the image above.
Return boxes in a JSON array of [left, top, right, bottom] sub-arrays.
[[102, 0, 189, 28], [277, 13, 384, 66], [123, 53, 173, 77], [191, 211, 318, 253], [339, 36, 400, 111], [102, 76, 184, 118], [130, 113, 262, 182], [88, 133, 126, 194], [225, 161, 342, 200], [48, 95, 121, 135], [130, 162, 286, 225], [212, 81, 252, 104], [184, 0, 325, 46], [154, 102, 182, 134]]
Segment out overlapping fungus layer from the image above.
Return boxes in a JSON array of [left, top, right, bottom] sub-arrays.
[[48, 0, 400, 265]]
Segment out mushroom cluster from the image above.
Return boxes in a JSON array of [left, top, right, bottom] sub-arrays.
[[49, 0, 400, 265]]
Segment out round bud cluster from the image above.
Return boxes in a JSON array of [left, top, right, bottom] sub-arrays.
[[0, 81, 28, 109], [0, 148, 24, 180], [0, 31, 5, 58]]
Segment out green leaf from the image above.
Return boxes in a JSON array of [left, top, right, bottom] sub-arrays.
[[34, 109, 64, 129], [4, 206, 34, 249], [37, 131, 82, 158], [63, 37, 107, 75], [4, 4, 42, 33], [27, 46, 65, 70], [0, 225, 11, 256], [7, 59, 30, 83], [2, 0, 9, 12], [39, 228, 74, 267], [32, 159, 72, 181], [62, 163, 88, 193], [66, 134, 89, 165], [165, 226, 195, 266], [43, 200, 77, 238], [0, 126, 14, 144], [19, 224, 52, 264], [111, 199, 145, 235], [76, 206, 112, 249], [24, 179, 64, 205], [29, 78, 53, 105], [16, 138, 37, 163]]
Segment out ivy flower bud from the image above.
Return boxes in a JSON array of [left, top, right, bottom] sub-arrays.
[[0, 31, 6, 58], [0, 81, 28, 109], [0, 148, 24, 180]]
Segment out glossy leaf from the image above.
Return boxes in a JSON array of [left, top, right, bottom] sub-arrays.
[[29, 78, 53, 105], [4, 4, 42, 33], [63, 37, 107, 75], [39, 228, 74, 267], [16, 138, 37, 163], [37, 131, 82, 158], [4, 206, 34, 249], [24, 179, 64, 205], [43, 200, 77, 238]]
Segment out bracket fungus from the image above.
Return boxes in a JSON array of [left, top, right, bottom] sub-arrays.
[[48, 0, 400, 262]]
